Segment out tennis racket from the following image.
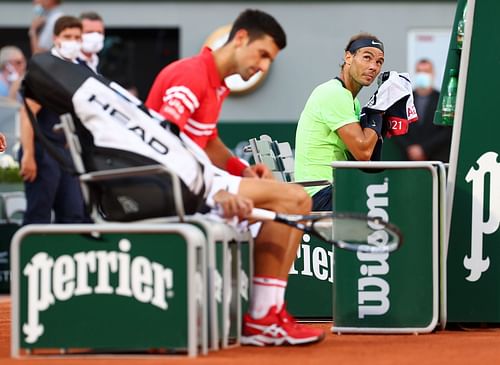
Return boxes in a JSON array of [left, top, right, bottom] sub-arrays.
[[250, 208, 402, 253]]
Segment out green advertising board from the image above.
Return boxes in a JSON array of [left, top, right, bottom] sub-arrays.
[[445, 0, 500, 323], [286, 237, 333, 319], [11, 224, 207, 357], [331, 162, 441, 333]]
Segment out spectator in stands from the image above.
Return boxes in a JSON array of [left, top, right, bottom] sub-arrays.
[[394, 59, 452, 162], [146, 9, 324, 346], [20, 16, 87, 225], [29, 0, 64, 54], [78, 11, 105, 73], [0, 46, 26, 102]]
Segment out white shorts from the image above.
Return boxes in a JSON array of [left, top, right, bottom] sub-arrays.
[[205, 167, 262, 237], [205, 166, 242, 208]]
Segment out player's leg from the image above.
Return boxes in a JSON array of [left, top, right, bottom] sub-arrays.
[[238, 178, 310, 278], [238, 178, 324, 346]]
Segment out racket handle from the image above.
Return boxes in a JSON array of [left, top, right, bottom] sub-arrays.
[[250, 208, 277, 221]]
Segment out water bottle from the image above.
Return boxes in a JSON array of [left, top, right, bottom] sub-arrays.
[[457, 2, 467, 49], [441, 69, 458, 125]]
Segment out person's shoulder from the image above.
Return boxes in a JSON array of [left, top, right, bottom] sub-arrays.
[[160, 54, 207, 79], [311, 79, 351, 102], [153, 54, 209, 96], [313, 78, 346, 94]]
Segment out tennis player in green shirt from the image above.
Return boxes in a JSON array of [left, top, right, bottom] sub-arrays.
[[294, 32, 385, 211]]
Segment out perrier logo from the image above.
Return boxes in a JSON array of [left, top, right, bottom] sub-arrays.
[[22, 239, 175, 344]]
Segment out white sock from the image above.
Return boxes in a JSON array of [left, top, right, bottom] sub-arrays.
[[275, 279, 287, 312], [249, 276, 284, 319]]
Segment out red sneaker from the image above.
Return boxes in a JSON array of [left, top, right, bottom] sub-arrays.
[[241, 306, 325, 346]]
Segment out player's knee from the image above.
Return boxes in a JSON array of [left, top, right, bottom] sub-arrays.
[[285, 184, 311, 214]]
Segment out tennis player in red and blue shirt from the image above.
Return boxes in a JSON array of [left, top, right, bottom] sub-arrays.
[[146, 9, 324, 347]]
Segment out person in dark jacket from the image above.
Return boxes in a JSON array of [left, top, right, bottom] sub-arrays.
[[395, 59, 452, 162]]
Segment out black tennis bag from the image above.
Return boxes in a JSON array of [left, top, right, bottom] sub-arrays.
[[22, 52, 212, 221]]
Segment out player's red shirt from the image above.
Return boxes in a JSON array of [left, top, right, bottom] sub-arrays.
[[146, 47, 230, 148]]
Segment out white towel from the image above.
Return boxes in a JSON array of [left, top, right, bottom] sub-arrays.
[[366, 71, 418, 121]]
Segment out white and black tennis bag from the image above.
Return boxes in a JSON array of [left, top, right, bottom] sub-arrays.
[[23, 52, 214, 221]]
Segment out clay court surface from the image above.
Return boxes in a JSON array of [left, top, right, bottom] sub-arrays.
[[2, 298, 500, 365]]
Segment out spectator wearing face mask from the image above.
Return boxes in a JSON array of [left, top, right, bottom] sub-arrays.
[[19, 16, 87, 225], [29, 0, 64, 55], [0, 46, 27, 102], [394, 59, 452, 162], [78, 11, 105, 73]]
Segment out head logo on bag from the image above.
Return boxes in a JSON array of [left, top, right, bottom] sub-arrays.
[[23, 53, 215, 220]]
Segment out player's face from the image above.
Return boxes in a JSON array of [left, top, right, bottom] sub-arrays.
[[347, 47, 384, 87], [235, 33, 280, 81]]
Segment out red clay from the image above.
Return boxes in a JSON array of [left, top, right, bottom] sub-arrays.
[[2, 299, 500, 365]]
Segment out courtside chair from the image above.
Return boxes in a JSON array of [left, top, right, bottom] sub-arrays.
[[0, 191, 26, 225], [246, 134, 331, 188]]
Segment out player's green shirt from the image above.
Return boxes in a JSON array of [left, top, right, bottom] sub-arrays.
[[294, 78, 361, 196]]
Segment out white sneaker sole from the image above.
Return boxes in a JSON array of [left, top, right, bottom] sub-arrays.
[[241, 333, 324, 346]]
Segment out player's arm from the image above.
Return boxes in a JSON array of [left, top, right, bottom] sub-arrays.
[[19, 98, 41, 182], [28, 16, 48, 55], [205, 137, 272, 178], [204, 136, 233, 170], [337, 122, 379, 161], [145, 71, 204, 132]]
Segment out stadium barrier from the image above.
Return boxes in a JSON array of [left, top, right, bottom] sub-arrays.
[[10, 220, 251, 357]]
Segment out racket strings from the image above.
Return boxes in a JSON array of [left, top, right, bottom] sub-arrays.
[[311, 216, 399, 250]]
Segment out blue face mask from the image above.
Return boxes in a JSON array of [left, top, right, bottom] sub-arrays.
[[33, 4, 44, 16], [413, 72, 432, 89]]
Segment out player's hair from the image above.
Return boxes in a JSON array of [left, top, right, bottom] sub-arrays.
[[227, 9, 287, 50], [53, 16, 82, 36], [79, 11, 103, 22], [341, 32, 383, 70], [344, 32, 382, 54]]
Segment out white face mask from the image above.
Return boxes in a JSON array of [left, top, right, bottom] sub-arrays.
[[58, 40, 82, 60], [5, 63, 19, 82], [81, 32, 104, 54], [413, 72, 433, 90]]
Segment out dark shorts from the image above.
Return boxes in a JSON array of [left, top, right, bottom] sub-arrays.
[[312, 185, 332, 212]]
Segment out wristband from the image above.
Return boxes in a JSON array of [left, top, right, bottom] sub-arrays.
[[360, 110, 383, 138], [226, 156, 247, 176]]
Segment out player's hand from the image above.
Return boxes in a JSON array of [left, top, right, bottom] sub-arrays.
[[20, 154, 37, 182], [407, 144, 426, 161], [0, 133, 6, 153], [213, 190, 253, 220], [242, 164, 274, 179]]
